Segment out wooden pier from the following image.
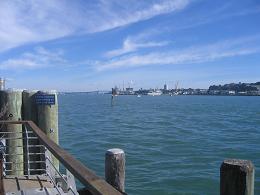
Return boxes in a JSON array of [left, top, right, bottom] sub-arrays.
[[0, 121, 124, 195]]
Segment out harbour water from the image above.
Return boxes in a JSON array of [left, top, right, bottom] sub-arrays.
[[59, 94, 260, 195]]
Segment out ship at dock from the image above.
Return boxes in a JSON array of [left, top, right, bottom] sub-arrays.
[[147, 90, 162, 96]]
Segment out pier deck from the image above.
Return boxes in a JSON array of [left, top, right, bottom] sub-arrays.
[[2, 175, 54, 194]]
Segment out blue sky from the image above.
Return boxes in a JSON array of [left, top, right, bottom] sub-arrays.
[[0, 0, 260, 91]]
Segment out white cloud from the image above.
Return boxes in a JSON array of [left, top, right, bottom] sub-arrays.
[[0, 47, 67, 70], [104, 34, 169, 58], [92, 0, 190, 32], [0, 0, 74, 52], [95, 36, 260, 71], [0, 0, 191, 52]]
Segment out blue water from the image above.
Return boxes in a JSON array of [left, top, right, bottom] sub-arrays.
[[58, 94, 260, 195]]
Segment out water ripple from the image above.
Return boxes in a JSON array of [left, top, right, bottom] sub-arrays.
[[59, 94, 260, 195]]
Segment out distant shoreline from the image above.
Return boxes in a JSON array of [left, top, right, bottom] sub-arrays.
[[58, 92, 260, 97]]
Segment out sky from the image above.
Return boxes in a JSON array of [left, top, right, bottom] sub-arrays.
[[0, 0, 260, 91]]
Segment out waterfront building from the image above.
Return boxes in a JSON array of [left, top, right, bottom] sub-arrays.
[[0, 78, 5, 90], [164, 84, 168, 90], [125, 87, 134, 95]]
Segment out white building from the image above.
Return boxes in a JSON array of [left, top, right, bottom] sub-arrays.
[[228, 91, 235, 95], [0, 78, 5, 90]]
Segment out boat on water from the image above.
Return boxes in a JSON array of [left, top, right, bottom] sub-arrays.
[[137, 95, 141, 97], [112, 86, 120, 96], [147, 90, 162, 96]]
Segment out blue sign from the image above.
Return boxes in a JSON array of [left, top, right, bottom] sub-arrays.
[[35, 93, 55, 105]]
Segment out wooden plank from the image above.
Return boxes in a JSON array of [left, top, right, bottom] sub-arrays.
[[27, 121, 123, 195], [3, 175, 53, 192], [0, 120, 28, 124]]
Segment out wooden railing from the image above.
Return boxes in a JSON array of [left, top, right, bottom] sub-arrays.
[[0, 120, 123, 195]]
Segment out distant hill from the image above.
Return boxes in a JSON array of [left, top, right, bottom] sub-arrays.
[[251, 82, 260, 85], [209, 82, 259, 92]]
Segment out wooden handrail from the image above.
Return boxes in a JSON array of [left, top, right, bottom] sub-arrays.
[[0, 120, 123, 195]]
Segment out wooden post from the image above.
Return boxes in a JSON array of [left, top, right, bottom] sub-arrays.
[[37, 90, 59, 171], [0, 149, 5, 194], [22, 90, 38, 123], [220, 159, 254, 195], [105, 148, 125, 193], [0, 90, 23, 176], [22, 90, 40, 175]]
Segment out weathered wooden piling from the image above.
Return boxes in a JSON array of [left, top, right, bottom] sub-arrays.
[[37, 90, 59, 170], [0, 89, 23, 175], [220, 159, 254, 195], [22, 90, 40, 174], [0, 149, 4, 194], [22, 90, 38, 123], [105, 148, 125, 193]]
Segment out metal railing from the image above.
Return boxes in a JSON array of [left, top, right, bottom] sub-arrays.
[[0, 120, 123, 195], [0, 122, 45, 175]]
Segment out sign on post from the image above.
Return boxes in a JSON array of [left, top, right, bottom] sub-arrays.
[[35, 92, 55, 105]]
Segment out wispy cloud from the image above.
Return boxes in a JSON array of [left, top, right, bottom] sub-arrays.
[[0, 0, 74, 52], [104, 33, 169, 58], [95, 36, 260, 71], [0, 0, 191, 52], [92, 0, 190, 32], [0, 47, 66, 70]]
